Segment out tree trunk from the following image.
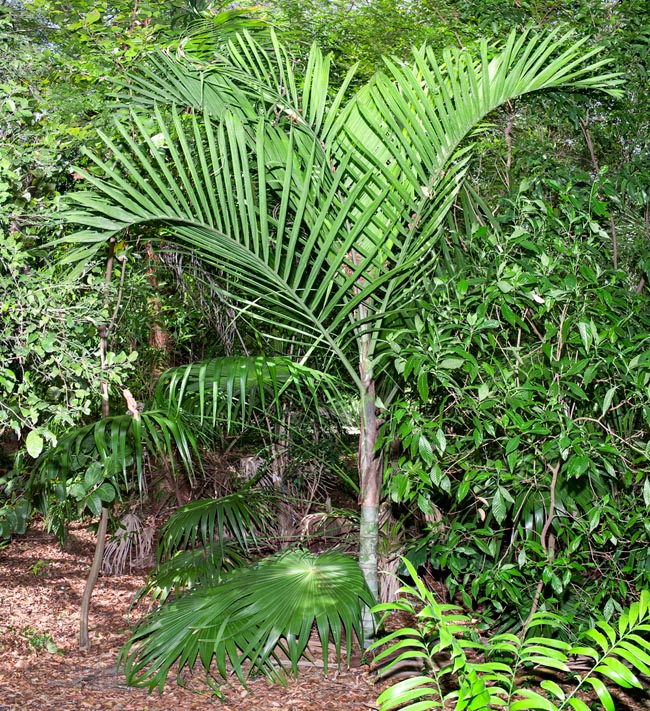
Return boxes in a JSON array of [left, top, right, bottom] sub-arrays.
[[79, 242, 115, 651], [358, 344, 380, 643], [79, 506, 109, 651]]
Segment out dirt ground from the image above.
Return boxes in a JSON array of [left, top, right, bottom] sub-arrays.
[[0, 523, 381, 711]]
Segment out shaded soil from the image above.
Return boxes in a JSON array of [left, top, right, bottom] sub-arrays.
[[0, 524, 380, 711]]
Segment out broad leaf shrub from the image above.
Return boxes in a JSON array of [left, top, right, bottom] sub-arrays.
[[120, 549, 375, 692], [382, 193, 650, 629], [372, 559, 650, 711]]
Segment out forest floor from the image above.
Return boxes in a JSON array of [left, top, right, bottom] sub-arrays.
[[0, 523, 381, 711], [3, 523, 650, 711]]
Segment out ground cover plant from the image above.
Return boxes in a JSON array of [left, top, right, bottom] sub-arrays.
[[372, 560, 650, 711]]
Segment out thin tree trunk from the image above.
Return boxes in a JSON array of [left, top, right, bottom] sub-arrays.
[[79, 240, 119, 651], [358, 336, 380, 643], [79, 506, 109, 651]]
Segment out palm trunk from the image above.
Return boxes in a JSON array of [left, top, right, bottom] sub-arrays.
[[358, 336, 380, 643]]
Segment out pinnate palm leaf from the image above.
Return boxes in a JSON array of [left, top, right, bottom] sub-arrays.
[[374, 562, 650, 711], [157, 489, 276, 559], [155, 355, 346, 428], [63, 29, 622, 379], [29, 409, 197, 506]]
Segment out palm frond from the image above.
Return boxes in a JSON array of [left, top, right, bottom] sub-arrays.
[[28, 409, 198, 532], [337, 28, 622, 339], [120, 549, 375, 691], [137, 540, 249, 604], [154, 355, 348, 429], [175, 8, 270, 62], [63, 30, 622, 376], [157, 489, 276, 559]]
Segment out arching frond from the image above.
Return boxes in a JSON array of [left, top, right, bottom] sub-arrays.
[[63, 29, 621, 380], [155, 355, 348, 428]]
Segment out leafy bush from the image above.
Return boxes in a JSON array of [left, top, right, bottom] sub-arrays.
[[382, 192, 650, 627], [0, 236, 137, 452]]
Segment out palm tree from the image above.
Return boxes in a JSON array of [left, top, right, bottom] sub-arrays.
[[62, 28, 621, 636]]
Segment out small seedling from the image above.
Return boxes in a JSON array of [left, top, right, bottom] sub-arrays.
[[21, 626, 64, 655], [32, 559, 48, 576]]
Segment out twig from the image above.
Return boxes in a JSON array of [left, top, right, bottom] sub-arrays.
[[579, 114, 619, 270]]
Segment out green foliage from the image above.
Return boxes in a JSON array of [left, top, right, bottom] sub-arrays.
[[120, 549, 375, 692], [137, 488, 277, 603], [17, 626, 63, 655], [0, 236, 137, 447], [58, 24, 623, 633], [270, 0, 468, 85], [25, 407, 198, 538], [157, 490, 275, 556], [372, 559, 650, 711], [155, 356, 346, 428], [382, 189, 650, 626]]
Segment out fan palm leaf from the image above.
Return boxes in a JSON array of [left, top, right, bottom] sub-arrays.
[[120, 549, 375, 691]]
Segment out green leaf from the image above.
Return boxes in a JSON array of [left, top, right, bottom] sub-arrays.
[[95, 482, 116, 503], [601, 386, 617, 417], [84, 461, 105, 488], [492, 489, 507, 525], [594, 657, 640, 688], [68, 482, 86, 499], [540, 679, 565, 701], [510, 688, 560, 710], [25, 430, 44, 459], [440, 358, 464, 369], [120, 550, 374, 691], [585, 676, 615, 711], [434, 428, 447, 455], [85, 493, 103, 517], [567, 698, 592, 711], [577, 322, 592, 352], [418, 434, 434, 465], [84, 9, 101, 24], [505, 436, 520, 455], [643, 478, 650, 508]]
